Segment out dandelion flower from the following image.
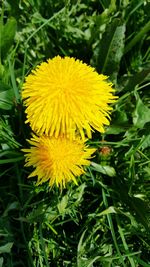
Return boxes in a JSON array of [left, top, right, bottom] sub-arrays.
[[22, 134, 95, 188], [22, 56, 116, 139]]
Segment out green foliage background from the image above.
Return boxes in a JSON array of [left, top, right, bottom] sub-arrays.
[[0, 0, 150, 266]]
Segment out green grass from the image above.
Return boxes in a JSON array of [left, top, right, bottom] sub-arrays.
[[0, 0, 150, 266]]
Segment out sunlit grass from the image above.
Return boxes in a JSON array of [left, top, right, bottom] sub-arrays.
[[0, 0, 150, 266]]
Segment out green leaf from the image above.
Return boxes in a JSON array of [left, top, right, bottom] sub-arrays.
[[72, 183, 86, 204], [0, 243, 13, 254], [3, 202, 19, 217], [0, 64, 5, 79], [91, 162, 116, 177], [27, 204, 46, 223], [77, 229, 86, 254], [0, 257, 3, 267], [106, 109, 129, 134], [86, 256, 102, 267], [0, 81, 15, 110], [95, 19, 125, 81], [130, 196, 149, 231], [133, 96, 150, 128], [0, 87, 15, 110], [57, 195, 68, 215], [0, 17, 17, 59], [0, 81, 11, 92], [0, 156, 24, 164], [0, 118, 20, 148], [123, 65, 150, 93], [140, 135, 150, 150], [106, 125, 126, 135], [97, 206, 117, 216], [136, 258, 150, 267]]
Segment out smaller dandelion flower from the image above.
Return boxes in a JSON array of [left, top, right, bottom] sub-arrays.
[[22, 56, 117, 140], [22, 134, 95, 188]]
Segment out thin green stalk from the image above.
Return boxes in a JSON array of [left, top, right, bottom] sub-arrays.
[[39, 223, 49, 267], [116, 215, 136, 267], [139, 160, 150, 167], [34, 225, 43, 267], [137, 82, 150, 91], [22, 7, 65, 83], [0, 166, 13, 177], [22, 193, 36, 210], [20, 220, 34, 267], [0, 0, 4, 65], [0, 156, 24, 164], [126, 0, 144, 22], [137, 150, 150, 161], [45, 222, 58, 235], [136, 258, 150, 267], [124, 21, 150, 54], [102, 188, 126, 267], [128, 154, 135, 195], [16, 164, 34, 267], [8, 56, 20, 103]]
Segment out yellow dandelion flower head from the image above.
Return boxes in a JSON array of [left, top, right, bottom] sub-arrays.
[[22, 56, 117, 139], [22, 134, 96, 188]]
